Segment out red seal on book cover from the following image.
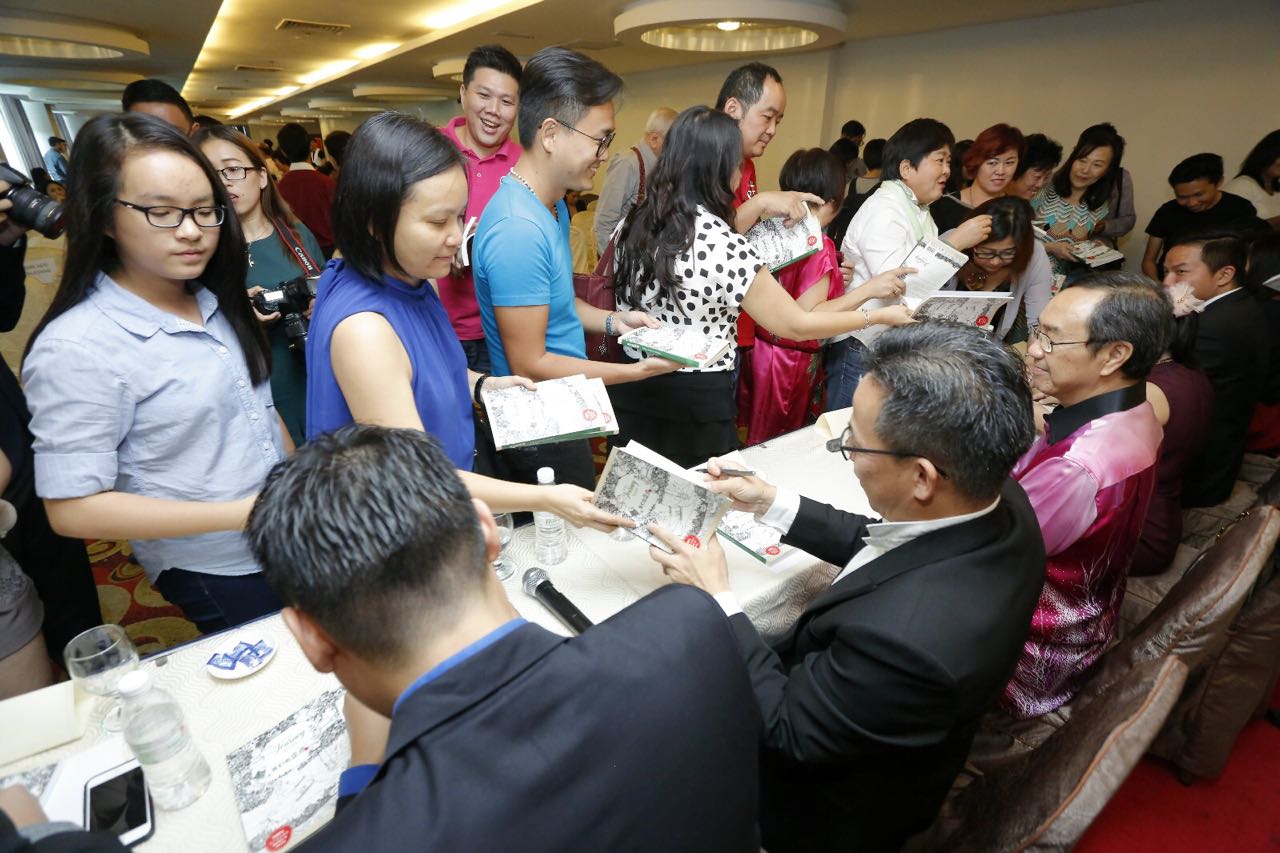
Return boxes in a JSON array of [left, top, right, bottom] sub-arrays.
[[807, 235, 818, 247], [764, 545, 781, 556], [975, 315, 989, 327], [694, 352, 708, 360], [582, 408, 597, 421], [683, 534, 702, 548], [601, 412, 613, 424], [266, 826, 292, 851]]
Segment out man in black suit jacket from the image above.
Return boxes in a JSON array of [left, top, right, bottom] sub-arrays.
[[244, 425, 762, 852], [651, 323, 1046, 852], [1165, 233, 1270, 507]]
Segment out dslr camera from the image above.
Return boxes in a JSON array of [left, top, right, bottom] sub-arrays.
[[251, 275, 319, 354], [0, 163, 65, 239]]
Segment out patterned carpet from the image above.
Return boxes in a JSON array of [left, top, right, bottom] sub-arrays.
[[90, 539, 198, 655]]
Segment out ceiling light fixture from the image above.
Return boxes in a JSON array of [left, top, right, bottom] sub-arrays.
[[352, 85, 451, 102], [228, 96, 276, 120], [423, 0, 515, 31], [431, 57, 467, 82], [273, 86, 300, 96], [614, 0, 846, 53], [0, 14, 150, 60]]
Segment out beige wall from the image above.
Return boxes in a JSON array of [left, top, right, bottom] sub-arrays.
[[607, 0, 1280, 267]]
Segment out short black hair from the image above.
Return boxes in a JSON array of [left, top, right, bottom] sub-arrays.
[[1166, 230, 1249, 284], [714, 62, 782, 112], [277, 123, 311, 163], [1246, 231, 1280, 290], [1168, 152, 1224, 186], [47, 136, 64, 146], [191, 114, 222, 128], [332, 112, 464, 283], [1065, 272, 1174, 380], [516, 47, 623, 150], [463, 44, 523, 86], [863, 323, 1035, 502], [247, 425, 488, 663], [121, 78, 193, 121], [780, 148, 847, 208], [863, 138, 886, 171], [827, 137, 858, 167], [881, 118, 955, 181], [841, 120, 866, 139], [1015, 133, 1063, 178], [323, 130, 351, 166]]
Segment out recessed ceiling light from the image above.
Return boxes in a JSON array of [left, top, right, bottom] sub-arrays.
[[354, 42, 399, 60], [352, 85, 452, 102], [614, 0, 846, 53], [432, 57, 467, 83], [0, 14, 149, 60]]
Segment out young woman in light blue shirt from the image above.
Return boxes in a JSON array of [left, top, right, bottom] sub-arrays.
[[22, 113, 289, 635]]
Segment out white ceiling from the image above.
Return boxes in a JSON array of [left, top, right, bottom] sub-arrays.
[[0, 0, 1150, 120]]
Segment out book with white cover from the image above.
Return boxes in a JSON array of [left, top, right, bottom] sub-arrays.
[[898, 237, 969, 298], [619, 325, 733, 369], [593, 442, 731, 553], [482, 375, 617, 450], [902, 291, 1015, 332], [1069, 240, 1125, 268], [746, 210, 824, 272]]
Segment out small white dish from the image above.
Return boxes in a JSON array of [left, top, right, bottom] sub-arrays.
[[204, 632, 277, 681]]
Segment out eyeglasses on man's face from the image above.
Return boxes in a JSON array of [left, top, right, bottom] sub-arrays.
[[1028, 324, 1093, 354], [555, 119, 615, 158], [825, 426, 948, 478], [114, 199, 226, 229]]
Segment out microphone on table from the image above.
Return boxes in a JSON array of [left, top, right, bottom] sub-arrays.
[[522, 567, 594, 635]]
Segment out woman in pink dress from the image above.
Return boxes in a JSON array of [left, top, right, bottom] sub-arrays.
[[742, 148, 907, 444]]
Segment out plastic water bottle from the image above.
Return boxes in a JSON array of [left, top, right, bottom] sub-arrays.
[[117, 669, 212, 810], [534, 466, 568, 565]]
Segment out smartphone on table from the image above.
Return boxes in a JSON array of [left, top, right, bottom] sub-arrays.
[[83, 760, 154, 846]]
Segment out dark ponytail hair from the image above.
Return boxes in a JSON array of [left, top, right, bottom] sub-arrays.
[[25, 112, 269, 385], [614, 106, 740, 311]]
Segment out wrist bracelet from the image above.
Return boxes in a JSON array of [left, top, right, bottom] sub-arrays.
[[859, 306, 872, 327], [605, 312, 615, 337], [473, 373, 491, 407]]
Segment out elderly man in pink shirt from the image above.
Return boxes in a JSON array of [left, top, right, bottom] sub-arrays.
[[438, 45, 524, 373], [1001, 273, 1170, 723]]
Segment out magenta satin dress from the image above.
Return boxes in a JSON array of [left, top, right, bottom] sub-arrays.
[[741, 237, 842, 446]]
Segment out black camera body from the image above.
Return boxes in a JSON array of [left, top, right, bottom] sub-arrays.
[[251, 275, 318, 354], [0, 163, 65, 239]]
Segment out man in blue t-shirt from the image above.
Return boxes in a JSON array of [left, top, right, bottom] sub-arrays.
[[472, 47, 677, 488]]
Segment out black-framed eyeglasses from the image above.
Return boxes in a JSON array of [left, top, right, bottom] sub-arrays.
[[825, 427, 948, 477], [215, 165, 256, 182], [555, 119, 615, 158], [114, 199, 225, 229], [1029, 324, 1092, 354], [972, 248, 1018, 261]]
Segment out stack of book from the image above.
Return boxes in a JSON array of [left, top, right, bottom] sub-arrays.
[[618, 325, 733, 369], [746, 210, 824, 272], [482, 374, 617, 450]]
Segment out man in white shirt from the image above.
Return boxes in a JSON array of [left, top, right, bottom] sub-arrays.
[[593, 107, 676, 254], [648, 321, 1046, 853], [826, 118, 992, 410]]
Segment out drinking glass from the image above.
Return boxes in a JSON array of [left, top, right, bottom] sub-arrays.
[[64, 624, 140, 732], [493, 513, 516, 581]]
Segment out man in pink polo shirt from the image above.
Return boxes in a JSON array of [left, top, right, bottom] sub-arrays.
[[440, 44, 524, 372]]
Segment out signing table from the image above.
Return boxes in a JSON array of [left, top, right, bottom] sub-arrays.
[[1, 423, 869, 852]]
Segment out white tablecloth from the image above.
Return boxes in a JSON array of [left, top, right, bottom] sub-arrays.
[[1, 424, 870, 851]]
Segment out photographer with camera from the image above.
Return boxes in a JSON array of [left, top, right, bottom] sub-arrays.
[[0, 169, 100, 664], [21, 113, 294, 635], [197, 127, 323, 446]]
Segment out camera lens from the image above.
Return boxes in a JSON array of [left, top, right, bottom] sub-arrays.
[[3, 185, 65, 239]]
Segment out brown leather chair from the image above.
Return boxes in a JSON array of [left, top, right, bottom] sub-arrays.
[[936, 656, 1188, 853]]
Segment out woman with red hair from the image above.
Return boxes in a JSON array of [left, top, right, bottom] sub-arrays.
[[933, 123, 1024, 233]]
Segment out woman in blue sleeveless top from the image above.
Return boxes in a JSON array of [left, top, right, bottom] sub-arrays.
[[307, 112, 628, 530]]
